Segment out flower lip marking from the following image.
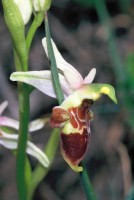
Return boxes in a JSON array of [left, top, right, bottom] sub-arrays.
[[58, 99, 93, 172], [60, 129, 89, 166]]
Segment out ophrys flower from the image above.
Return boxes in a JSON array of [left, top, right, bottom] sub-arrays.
[[10, 38, 117, 172]]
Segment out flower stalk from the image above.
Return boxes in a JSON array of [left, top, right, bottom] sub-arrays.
[[2, 1, 31, 198], [80, 163, 96, 200], [17, 82, 30, 200], [26, 12, 44, 53], [28, 128, 60, 200]]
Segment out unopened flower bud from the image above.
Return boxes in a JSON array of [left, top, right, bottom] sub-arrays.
[[33, 0, 52, 12]]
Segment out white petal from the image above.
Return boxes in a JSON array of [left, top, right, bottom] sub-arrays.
[[84, 68, 96, 84], [0, 101, 8, 115], [42, 38, 83, 89], [10, 70, 72, 98], [0, 116, 19, 129], [63, 68, 83, 90], [0, 116, 49, 132], [0, 131, 49, 167], [14, 0, 32, 24], [60, 74, 73, 97], [29, 117, 49, 132], [0, 132, 18, 149], [10, 70, 58, 98], [26, 141, 49, 167]]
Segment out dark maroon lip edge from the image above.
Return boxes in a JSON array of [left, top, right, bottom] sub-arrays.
[[60, 129, 90, 166]]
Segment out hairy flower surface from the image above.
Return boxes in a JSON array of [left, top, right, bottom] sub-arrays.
[[10, 38, 117, 172]]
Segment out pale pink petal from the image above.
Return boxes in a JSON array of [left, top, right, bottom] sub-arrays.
[[84, 68, 96, 84], [0, 116, 50, 132], [0, 116, 19, 129], [63, 68, 83, 89], [42, 38, 83, 89], [0, 101, 8, 115], [59, 74, 73, 97], [0, 131, 49, 167], [10, 70, 71, 98], [29, 117, 49, 132]]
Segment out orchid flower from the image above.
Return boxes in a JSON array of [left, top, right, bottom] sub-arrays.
[[0, 101, 49, 168], [10, 38, 117, 172]]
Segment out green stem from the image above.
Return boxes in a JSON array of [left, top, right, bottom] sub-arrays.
[[16, 83, 30, 200], [13, 22, 31, 199], [26, 12, 44, 53], [28, 128, 60, 200], [94, 0, 126, 84], [45, 13, 64, 104], [14, 49, 22, 71], [80, 163, 96, 200]]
